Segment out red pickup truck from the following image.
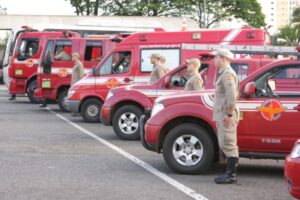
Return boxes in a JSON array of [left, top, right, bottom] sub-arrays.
[[285, 139, 300, 199], [140, 58, 300, 174], [101, 57, 273, 140]]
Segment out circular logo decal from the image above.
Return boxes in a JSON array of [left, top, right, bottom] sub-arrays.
[[256, 99, 287, 121], [106, 78, 119, 89], [58, 68, 68, 78], [25, 59, 34, 68]]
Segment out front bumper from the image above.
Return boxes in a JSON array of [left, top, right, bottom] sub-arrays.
[[66, 99, 81, 114], [100, 105, 112, 126], [140, 115, 157, 152], [285, 156, 300, 199]]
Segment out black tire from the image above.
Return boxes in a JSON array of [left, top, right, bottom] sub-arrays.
[[81, 98, 102, 123], [58, 90, 69, 112], [162, 123, 215, 174], [112, 105, 143, 140], [27, 79, 40, 104]]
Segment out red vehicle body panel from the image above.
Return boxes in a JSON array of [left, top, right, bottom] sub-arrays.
[[285, 139, 300, 199], [67, 28, 270, 121], [8, 31, 80, 96], [101, 58, 273, 125], [34, 37, 115, 102], [144, 59, 300, 156]]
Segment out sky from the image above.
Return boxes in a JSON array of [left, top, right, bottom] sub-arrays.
[[0, 0, 75, 15]]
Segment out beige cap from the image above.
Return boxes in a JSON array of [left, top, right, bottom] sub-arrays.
[[186, 58, 201, 68], [71, 52, 80, 58], [213, 48, 234, 60], [150, 53, 161, 59]]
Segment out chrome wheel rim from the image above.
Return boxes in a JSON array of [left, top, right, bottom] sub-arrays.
[[172, 135, 203, 166], [118, 112, 139, 135]]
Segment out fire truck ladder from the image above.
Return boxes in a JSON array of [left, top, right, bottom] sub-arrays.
[[181, 44, 299, 56]]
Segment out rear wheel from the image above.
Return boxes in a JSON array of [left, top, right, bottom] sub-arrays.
[[81, 98, 102, 123], [27, 79, 40, 104], [58, 90, 69, 112], [162, 123, 215, 174], [112, 105, 143, 140]]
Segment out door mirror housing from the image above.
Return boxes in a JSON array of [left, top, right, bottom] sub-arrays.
[[243, 82, 256, 97], [163, 76, 171, 88]]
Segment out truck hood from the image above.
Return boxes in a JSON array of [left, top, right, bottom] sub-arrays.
[[155, 89, 215, 107]]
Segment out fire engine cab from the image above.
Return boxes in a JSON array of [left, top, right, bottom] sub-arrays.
[[8, 27, 80, 103], [34, 36, 115, 111], [101, 55, 273, 140], [140, 44, 300, 174], [67, 28, 271, 123]]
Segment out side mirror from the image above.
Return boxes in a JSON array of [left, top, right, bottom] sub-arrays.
[[243, 82, 256, 97], [163, 76, 171, 88]]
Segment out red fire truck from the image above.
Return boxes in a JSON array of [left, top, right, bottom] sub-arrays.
[[140, 45, 300, 174], [8, 28, 80, 103], [67, 28, 271, 123], [285, 139, 300, 199], [34, 36, 115, 111], [101, 55, 273, 140]]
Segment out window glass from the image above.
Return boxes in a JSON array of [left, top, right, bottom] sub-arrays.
[[84, 41, 103, 62], [140, 49, 180, 72], [99, 51, 131, 75], [17, 38, 39, 61], [54, 40, 72, 61], [273, 67, 300, 79], [231, 63, 248, 81]]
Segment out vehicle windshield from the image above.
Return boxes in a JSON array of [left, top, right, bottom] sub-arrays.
[[17, 38, 39, 61]]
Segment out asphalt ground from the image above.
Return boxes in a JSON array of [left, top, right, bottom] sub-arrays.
[[0, 85, 293, 200]]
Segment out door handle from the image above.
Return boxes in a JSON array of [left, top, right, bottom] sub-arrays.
[[123, 77, 133, 83], [294, 104, 300, 111]]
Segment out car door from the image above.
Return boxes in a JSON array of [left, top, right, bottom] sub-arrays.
[[238, 64, 300, 154]]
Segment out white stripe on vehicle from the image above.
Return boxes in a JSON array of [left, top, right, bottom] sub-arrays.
[[220, 29, 241, 45]]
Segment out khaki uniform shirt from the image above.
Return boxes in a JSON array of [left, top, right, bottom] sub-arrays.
[[71, 61, 85, 86], [55, 51, 71, 61], [212, 66, 239, 122], [150, 64, 166, 83], [184, 72, 204, 91]]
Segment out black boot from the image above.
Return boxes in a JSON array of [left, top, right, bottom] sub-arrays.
[[9, 94, 16, 100], [215, 157, 238, 184]]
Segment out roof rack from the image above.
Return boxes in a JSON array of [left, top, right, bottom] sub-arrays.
[[182, 44, 299, 56]]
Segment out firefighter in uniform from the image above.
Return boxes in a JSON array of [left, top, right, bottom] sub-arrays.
[[184, 58, 203, 91], [54, 46, 71, 61], [212, 49, 240, 184], [149, 53, 166, 83], [71, 52, 84, 86]]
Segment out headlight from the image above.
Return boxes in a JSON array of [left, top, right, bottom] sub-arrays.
[[151, 103, 164, 117], [290, 143, 300, 159], [106, 90, 114, 100], [67, 90, 75, 99]]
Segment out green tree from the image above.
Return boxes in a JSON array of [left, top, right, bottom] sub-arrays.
[[275, 25, 300, 46], [187, 0, 265, 28], [66, 0, 265, 28]]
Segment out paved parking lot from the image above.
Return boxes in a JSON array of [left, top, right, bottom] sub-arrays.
[[0, 85, 293, 200]]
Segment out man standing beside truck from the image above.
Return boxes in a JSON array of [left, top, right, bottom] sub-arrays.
[[71, 52, 84, 86], [212, 49, 240, 184], [149, 53, 166, 83]]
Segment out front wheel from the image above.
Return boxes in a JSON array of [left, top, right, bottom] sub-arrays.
[[81, 98, 102, 123], [112, 105, 143, 140], [58, 90, 69, 112], [27, 79, 40, 104], [162, 123, 215, 174]]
